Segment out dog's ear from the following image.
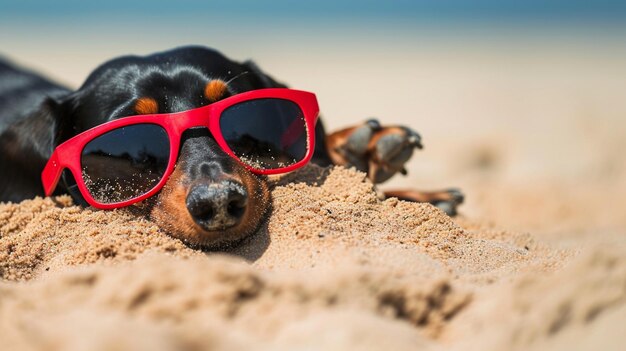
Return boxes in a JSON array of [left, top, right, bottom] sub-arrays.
[[0, 95, 71, 200], [0, 96, 69, 166], [242, 60, 288, 88]]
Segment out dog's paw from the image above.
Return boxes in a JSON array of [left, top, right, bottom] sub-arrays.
[[327, 119, 422, 183], [384, 188, 465, 217]]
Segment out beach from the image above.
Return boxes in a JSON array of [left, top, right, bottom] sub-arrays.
[[1, 23, 626, 350], [0, 162, 624, 350]]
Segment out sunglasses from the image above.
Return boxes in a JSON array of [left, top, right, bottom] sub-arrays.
[[41, 88, 319, 209]]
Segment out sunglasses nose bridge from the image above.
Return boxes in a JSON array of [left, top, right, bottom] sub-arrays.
[[173, 110, 219, 140]]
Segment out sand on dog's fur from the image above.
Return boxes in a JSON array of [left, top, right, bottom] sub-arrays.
[[0, 166, 624, 350]]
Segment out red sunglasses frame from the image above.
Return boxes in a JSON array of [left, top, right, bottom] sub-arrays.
[[41, 88, 319, 209]]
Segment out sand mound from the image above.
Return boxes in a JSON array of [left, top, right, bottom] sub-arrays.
[[0, 165, 623, 350], [0, 166, 547, 282], [0, 196, 201, 281]]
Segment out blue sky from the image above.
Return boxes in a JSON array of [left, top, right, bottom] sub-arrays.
[[1, 0, 624, 48], [2, 1, 626, 22]]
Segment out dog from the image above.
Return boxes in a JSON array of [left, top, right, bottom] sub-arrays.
[[0, 46, 463, 248]]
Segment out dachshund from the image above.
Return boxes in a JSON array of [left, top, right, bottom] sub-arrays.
[[0, 46, 463, 248]]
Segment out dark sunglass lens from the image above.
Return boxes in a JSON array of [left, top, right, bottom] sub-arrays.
[[220, 98, 307, 170], [81, 124, 170, 204]]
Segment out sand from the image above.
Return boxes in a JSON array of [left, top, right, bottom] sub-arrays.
[[1, 165, 623, 350]]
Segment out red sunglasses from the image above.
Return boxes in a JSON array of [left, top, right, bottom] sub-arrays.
[[41, 88, 319, 209]]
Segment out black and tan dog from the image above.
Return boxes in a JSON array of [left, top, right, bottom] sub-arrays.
[[0, 46, 463, 248]]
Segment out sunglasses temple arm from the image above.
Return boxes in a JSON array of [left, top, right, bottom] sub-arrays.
[[41, 151, 63, 196]]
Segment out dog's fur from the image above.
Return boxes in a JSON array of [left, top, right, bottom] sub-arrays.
[[0, 46, 462, 248]]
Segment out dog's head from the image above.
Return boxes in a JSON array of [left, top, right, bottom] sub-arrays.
[[52, 46, 287, 248]]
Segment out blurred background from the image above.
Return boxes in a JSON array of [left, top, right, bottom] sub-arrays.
[[1, 1, 625, 240]]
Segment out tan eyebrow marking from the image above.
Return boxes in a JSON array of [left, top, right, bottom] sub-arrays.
[[204, 79, 228, 103], [134, 97, 159, 115]]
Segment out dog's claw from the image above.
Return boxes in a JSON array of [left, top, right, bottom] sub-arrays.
[[366, 118, 382, 131], [406, 129, 423, 149], [433, 188, 465, 216], [409, 135, 423, 149], [435, 201, 457, 216], [445, 188, 465, 205]]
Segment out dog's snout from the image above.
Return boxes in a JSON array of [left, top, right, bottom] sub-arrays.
[[186, 180, 248, 231]]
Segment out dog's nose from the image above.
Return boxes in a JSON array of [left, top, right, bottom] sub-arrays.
[[186, 180, 248, 231]]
